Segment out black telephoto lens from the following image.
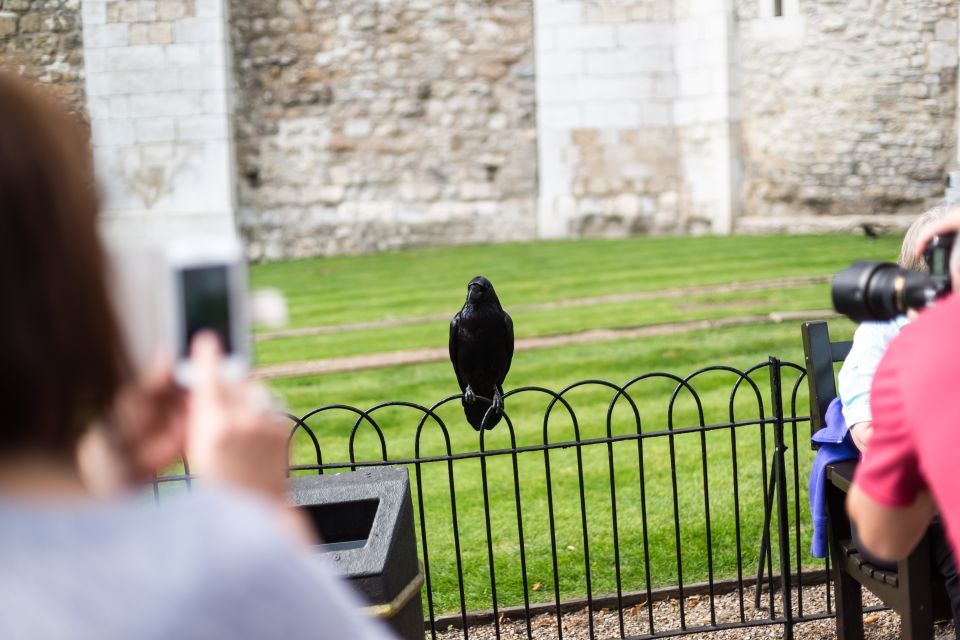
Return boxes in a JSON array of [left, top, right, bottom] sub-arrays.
[[831, 261, 904, 323]]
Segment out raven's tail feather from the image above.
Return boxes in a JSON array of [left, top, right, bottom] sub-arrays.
[[463, 400, 501, 431]]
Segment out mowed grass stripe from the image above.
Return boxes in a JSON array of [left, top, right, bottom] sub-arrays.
[[251, 235, 899, 328], [254, 281, 836, 366]]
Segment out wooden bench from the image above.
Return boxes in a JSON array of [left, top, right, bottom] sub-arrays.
[[802, 320, 949, 640]]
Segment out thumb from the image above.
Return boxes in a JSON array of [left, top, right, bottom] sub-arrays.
[[190, 331, 223, 395]]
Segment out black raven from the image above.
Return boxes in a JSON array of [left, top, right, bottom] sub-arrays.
[[449, 276, 514, 430]]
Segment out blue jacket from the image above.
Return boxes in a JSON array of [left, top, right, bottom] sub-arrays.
[[808, 397, 860, 558]]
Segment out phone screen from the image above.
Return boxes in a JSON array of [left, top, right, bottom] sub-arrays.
[[180, 265, 232, 357]]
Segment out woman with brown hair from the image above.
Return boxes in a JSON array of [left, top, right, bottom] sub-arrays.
[[0, 74, 392, 639]]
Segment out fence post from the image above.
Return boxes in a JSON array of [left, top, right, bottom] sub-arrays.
[[769, 357, 795, 639]]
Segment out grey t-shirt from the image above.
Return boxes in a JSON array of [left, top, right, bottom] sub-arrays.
[[0, 488, 393, 639]]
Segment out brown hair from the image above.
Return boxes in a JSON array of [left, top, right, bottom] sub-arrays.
[[0, 74, 129, 458]]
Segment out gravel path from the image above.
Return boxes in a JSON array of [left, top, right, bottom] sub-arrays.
[[432, 584, 955, 640]]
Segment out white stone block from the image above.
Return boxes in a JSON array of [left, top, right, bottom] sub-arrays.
[[537, 51, 583, 77], [84, 23, 129, 49], [128, 92, 203, 118], [674, 20, 702, 44], [179, 66, 227, 92], [112, 46, 167, 72], [674, 42, 700, 70], [672, 98, 698, 126], [108, 95, 130, 119], [538, 104, 582, 128], [577, 76, 652, 101], [199, 42, 229, 69], [201, 89, 229, 115], [177, 114, 230, 141], [585, 49, 669, 76], [165, 43, 201, 67], [195, 0, 225, 18], [86, 96, 110, 119], [641, 101, 672, 127], [554, 24, 616, 50], [935, 19, 957, 42], [535, 28, 556, 51], [926, 40, 957, 72], [81, 0, 107, 26], [85, 71, 114, 97], [677, 68, 709, 97], [698, 38, 729, 64], [113, 68, 181, 94], [84, 48, 108, 74], [697, 95, 729, 122], [584, 102, 639, 128], [535, 1, 583, 26], [538, 76, 578, 103], [135, 117, 177, 143], [617, 23, 675, 48], [91, 118, 135, 147], [174, 17, 226, 44]]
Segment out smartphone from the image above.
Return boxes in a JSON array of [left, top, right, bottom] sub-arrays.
[[168, 237, 250, 386]]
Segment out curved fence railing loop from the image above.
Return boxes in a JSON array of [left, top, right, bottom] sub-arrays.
[[782, 363, 809, 617], [283, 411, 324, 471], [345, 402, 401, 465], [478, 411, 533, 639], [600, 380, 643, 638], [504, 385, 582, 639], [415, 394, 466, 639]]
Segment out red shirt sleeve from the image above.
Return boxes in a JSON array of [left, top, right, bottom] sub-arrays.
[[853, 342, 927, 507]]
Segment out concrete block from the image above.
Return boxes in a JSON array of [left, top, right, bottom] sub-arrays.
[[584, 102, 639, 127], [554, 24, 616, 50]]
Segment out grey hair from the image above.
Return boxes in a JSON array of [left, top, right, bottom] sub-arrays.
[[899, 205, 948, 271]]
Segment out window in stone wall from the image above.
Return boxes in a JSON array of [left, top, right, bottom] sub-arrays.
[[759, 0, 796, 18]]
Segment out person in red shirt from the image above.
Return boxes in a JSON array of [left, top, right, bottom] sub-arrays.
[[849, 210, 960, 561]]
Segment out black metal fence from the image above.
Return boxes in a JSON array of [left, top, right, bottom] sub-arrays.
[[159, 357, 846, 639]]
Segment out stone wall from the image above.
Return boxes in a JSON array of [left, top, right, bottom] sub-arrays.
[[0, 0, 86, 115], [736, 0, 959, 230], [230, 0, 538, 260], [534, 0, 681, 239]]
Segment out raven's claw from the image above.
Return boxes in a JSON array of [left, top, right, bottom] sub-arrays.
[[492, 390, 504, 414], [464, 386, 476, 405]]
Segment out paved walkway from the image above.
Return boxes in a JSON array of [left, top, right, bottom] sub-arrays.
[[252, 309, 838, 380], [255, 275, 830, 341]]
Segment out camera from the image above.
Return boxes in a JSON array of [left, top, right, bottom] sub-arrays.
[[831, 233, 956, 322]]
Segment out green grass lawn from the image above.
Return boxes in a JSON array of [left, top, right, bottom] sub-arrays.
[[249, 234, 895, 616]]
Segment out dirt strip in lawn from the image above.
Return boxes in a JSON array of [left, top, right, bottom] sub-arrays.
[[255, 275, 831, 342], [252, 309, 839, 380]]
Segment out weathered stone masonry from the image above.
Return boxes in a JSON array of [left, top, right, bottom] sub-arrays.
[[230, 0, 538, 260]]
